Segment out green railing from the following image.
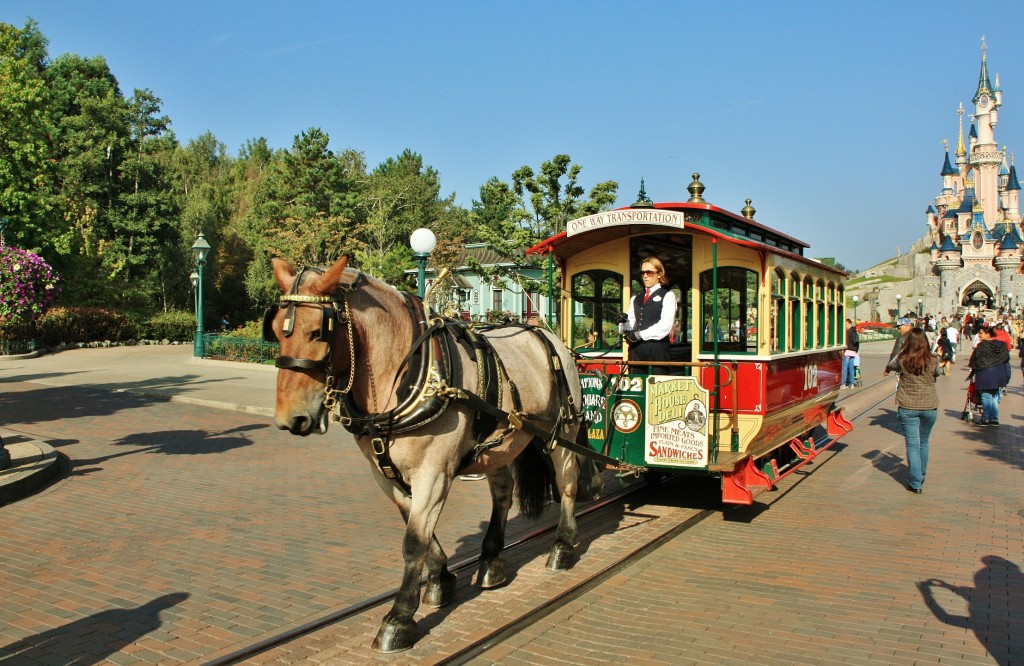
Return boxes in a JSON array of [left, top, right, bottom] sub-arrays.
[[202, 334, 279, 365]]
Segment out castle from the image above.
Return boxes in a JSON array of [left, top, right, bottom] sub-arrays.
[[927, 38, 1022, 316]]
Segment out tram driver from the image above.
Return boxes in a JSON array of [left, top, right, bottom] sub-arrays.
[[618, 256, 678, 374]]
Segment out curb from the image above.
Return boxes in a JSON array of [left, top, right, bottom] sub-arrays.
[[0, 439, 60, 506]]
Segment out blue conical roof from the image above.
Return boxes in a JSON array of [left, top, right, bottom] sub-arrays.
[[941, 150, 957, 176], [1009, 165, 1021, 191], [1000, 233, 1018, 250], [939, 235, 959, 252]]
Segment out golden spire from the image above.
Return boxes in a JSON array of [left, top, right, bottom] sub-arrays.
[[956, 103, 967, 158]]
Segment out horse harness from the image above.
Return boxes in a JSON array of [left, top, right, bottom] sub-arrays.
[[266, 268, 612, 493]]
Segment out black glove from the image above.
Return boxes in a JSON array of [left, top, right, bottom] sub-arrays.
[[616, 312, 629, 324], [623, 330, 639, 344]]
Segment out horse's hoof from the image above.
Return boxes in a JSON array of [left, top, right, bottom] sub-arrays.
[[477, 557, 508, 589], [422, 570, 457, 607], [372, 616, 418, 653], [546, 542, 577, 571]]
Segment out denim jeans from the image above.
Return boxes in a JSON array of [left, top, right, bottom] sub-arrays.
[[979, 389, 1000, 423], [897, 407, 937, 490], [842, 354, 856, 387]]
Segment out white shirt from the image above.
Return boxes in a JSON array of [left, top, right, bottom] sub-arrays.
[[621, 288, 678, 342]]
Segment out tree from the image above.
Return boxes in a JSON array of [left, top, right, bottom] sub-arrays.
[[356, 149, 450, 283], [243, 129, 364, 301], [511, 154, 617, 239], [470, 156, 618, 301], [0, 21, 56, 251]]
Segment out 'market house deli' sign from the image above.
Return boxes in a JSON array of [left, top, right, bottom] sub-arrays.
[[566, 209, 690, 237]]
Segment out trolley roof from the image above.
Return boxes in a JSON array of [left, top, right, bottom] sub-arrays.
[[527, 201, 844, 276]]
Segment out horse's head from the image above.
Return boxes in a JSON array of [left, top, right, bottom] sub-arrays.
[[267, 256, 353, 436]]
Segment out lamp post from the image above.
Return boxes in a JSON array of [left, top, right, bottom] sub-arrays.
[[895, 293, 902, 321], [191, 233, 212, 358], [852, 295, 859, 322], [410, 227, 436, 299], [0, 217, 8, 246], [917, 298, 923, 317]]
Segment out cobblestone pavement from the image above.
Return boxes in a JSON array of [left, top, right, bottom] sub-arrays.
[[0, 344, 1021, 665]]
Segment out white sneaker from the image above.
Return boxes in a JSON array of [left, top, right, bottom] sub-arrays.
[[458, 474, 486, 481]]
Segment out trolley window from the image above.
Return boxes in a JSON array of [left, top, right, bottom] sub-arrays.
[[789, 272, 801, 351], [771, 268, 786, 352], [699, 267, 758, 354], [571, 270, 622, 351]]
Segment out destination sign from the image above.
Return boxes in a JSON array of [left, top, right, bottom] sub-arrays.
[[565, 209, 688, 237]]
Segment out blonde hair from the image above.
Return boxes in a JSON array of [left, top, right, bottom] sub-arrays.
[[641, 256, 668, 286]]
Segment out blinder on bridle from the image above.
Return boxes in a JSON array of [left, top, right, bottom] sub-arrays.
[[263, 266, 362, 373], [262, 299, 339, 344]]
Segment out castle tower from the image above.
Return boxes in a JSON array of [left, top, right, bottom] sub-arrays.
[[929, 39, 1020, 314], [970, 37, 1004, 225]]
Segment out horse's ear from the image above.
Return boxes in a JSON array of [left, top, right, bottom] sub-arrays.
[[311, 256, 350, 296], [272, 258, 297, 293]]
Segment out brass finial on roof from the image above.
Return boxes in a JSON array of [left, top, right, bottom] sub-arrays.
[[687, 172, 706, 203], [741, 198, 756, 219], [631, 178, 654, 208]]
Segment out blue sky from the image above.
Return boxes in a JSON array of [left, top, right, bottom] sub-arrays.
[[5, 1, 1024, 271]]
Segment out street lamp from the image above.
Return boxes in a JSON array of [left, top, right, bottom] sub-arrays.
[[0, 217, 8, 246], [190, 271, 200, 319], [191, 233, 212, 358], [917, 298, 923, 317], [410, 227, 436, 299], [852, 295, 859, 322], [895, 293, 902, 321]]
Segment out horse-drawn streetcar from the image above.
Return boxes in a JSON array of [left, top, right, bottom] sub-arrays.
[[264, 172, 853, 652], [529, 173, 853, 504]]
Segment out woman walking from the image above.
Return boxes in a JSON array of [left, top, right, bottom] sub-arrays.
[[967, 325, 1011, 426], [886, 328, 941, 494]]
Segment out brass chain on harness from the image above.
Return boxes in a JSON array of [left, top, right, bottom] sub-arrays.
[[325, 297, 357, 418]]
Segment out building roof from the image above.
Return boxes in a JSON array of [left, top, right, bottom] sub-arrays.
[[941, 150, 958, 176], [939, 235, 959, 252], [1009, 165, 1021, 191]]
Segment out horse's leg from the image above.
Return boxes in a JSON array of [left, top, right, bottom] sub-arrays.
[[477, 464, 514, 588], [546, 443, 580, 570], [371, 472, 454, 653], [369, 472, 456, 609]]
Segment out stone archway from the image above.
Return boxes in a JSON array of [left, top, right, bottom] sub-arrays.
[[961, 280, 995, 309]]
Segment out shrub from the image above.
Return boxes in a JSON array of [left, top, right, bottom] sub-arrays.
[[143, 311, 197, 341], [35, 307, 139, 346]]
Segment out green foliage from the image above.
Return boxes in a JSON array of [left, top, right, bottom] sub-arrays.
[[34, 306, 138, 345], [142, 310, 196, 341], [205, 335, 278, 364]]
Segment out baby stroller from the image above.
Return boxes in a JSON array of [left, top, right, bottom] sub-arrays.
[[962, 378, 984, 423]]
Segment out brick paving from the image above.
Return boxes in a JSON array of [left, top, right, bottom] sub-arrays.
[[0, 344, 1021, 665]]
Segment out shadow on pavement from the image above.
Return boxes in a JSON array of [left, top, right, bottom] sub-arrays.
[[0, 592, 189, 665], [918, 556, 1023, 666]]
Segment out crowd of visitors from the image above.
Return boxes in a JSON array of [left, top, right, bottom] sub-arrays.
[[848, 304, 1021, 496]]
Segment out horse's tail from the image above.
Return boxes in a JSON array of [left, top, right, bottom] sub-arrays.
[[513, 439, 557, 519]]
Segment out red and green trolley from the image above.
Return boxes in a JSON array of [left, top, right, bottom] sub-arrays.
[[529, 174, 854, 504]]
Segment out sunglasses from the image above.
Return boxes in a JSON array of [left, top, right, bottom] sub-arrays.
[[640, 270, 659, 276]]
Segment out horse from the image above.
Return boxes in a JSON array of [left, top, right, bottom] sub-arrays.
[[265, 256, 602, 652]]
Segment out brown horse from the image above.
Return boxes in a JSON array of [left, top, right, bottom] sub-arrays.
[[266, 256, 601, 652]]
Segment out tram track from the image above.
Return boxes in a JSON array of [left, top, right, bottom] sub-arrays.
[[206, 379, 895, 665], [436, 379, 897, 665]]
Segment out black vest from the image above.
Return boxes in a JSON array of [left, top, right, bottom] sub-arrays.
[[633, 285, 667, 337]]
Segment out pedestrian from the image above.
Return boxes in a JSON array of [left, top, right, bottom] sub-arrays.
[[842, 318, 859, 388], [967, 325, 1011, 427], [946, 325, 960, 361], [884, 317, 915, 376], [619, 256, 677, 375], [886, 328, 940, 494], [936, 328, 954, 375]]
